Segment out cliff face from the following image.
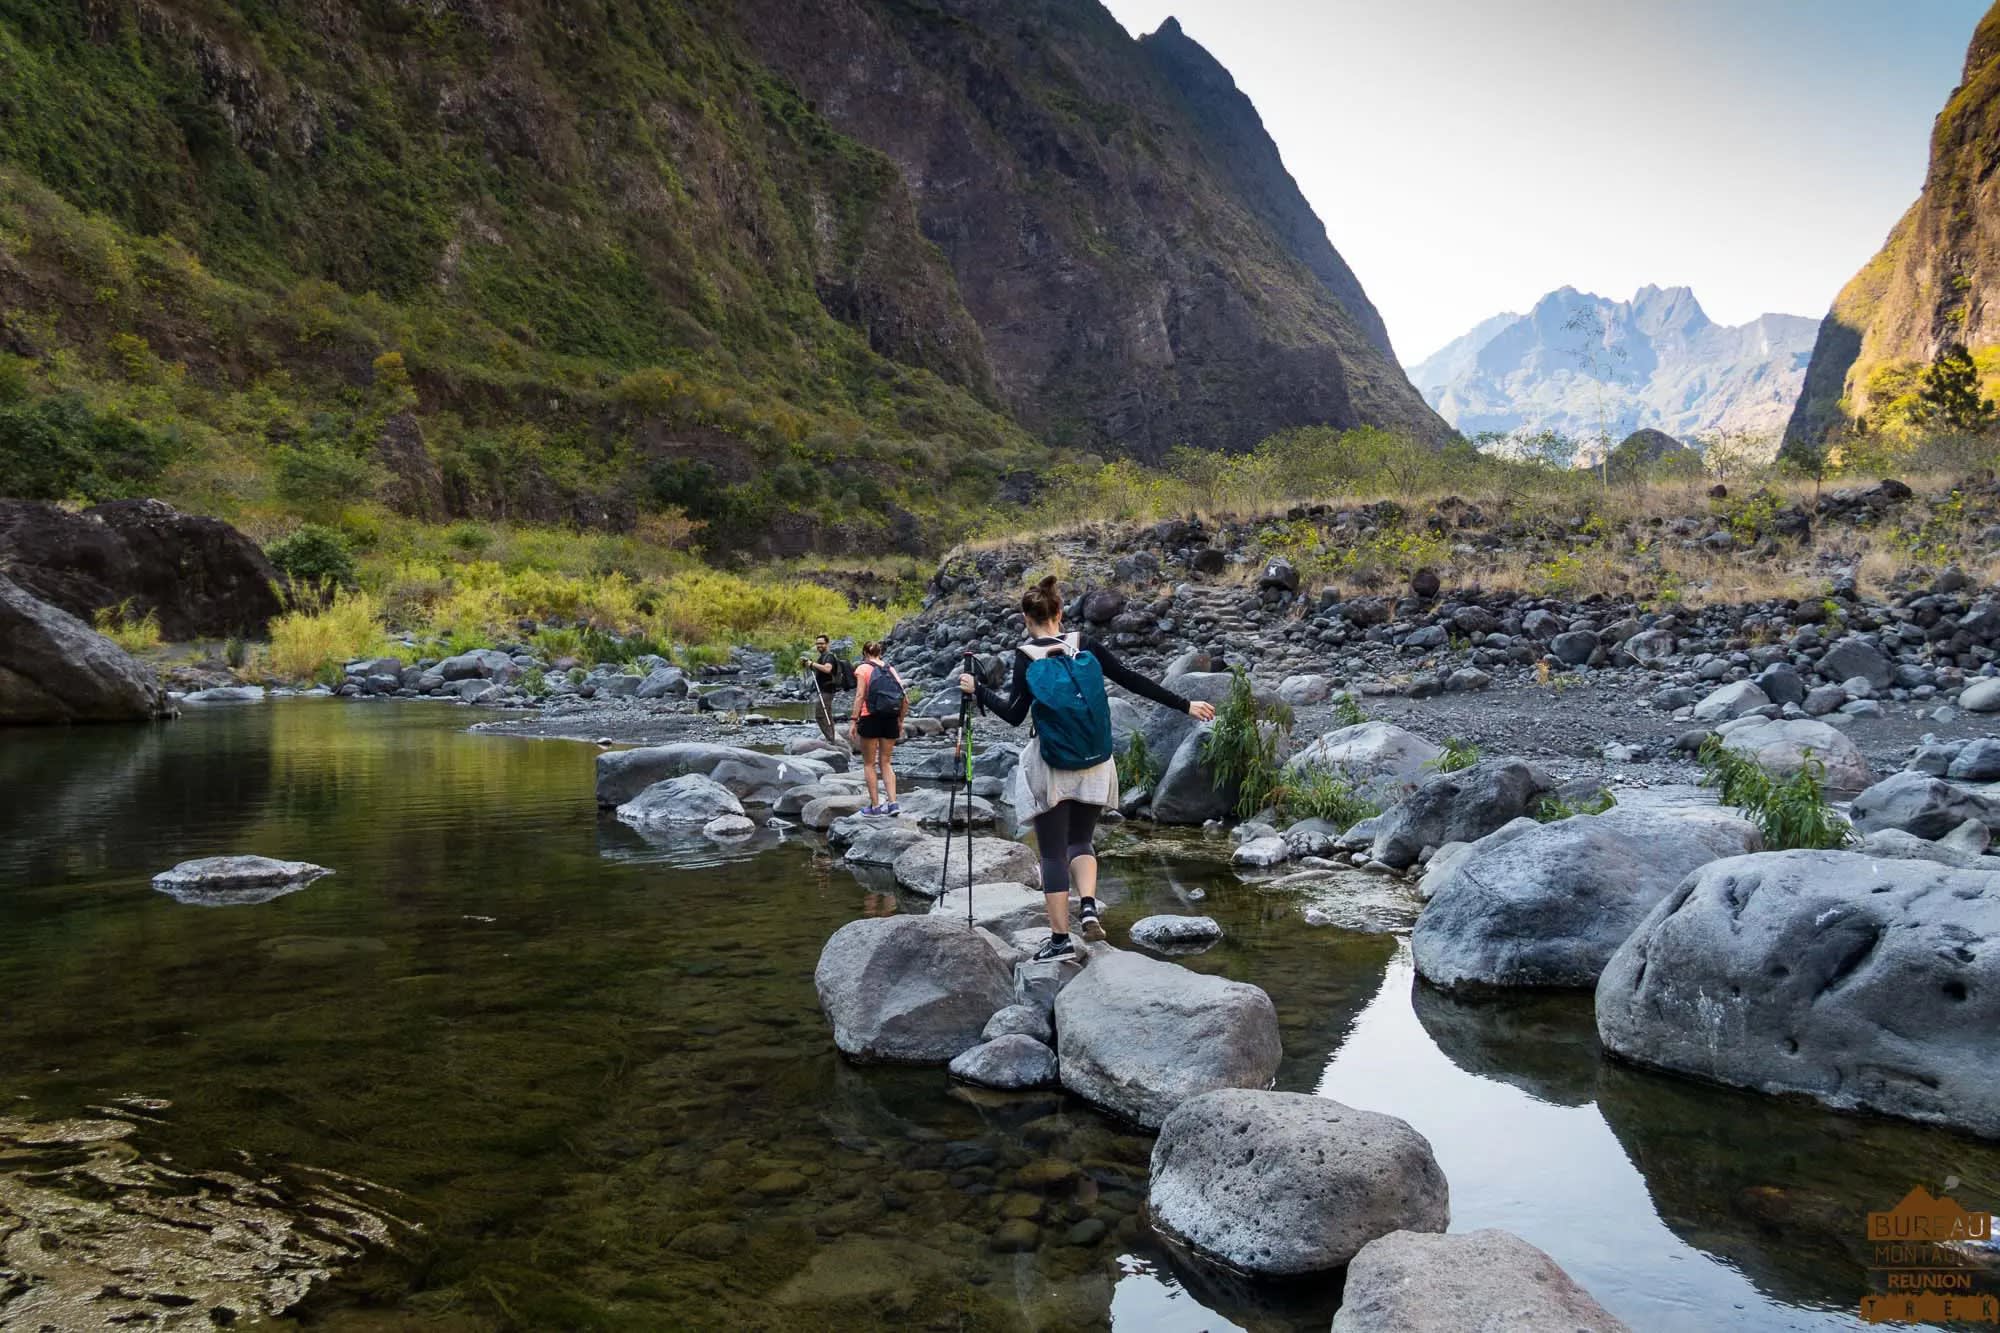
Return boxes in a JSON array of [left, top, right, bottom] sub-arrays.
[[1786, 2, 2000, 451], [730, 2, 1445, 457], [1411, 287, 1818, 444]]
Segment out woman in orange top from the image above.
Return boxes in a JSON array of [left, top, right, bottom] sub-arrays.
[[849, 642, 909, 815]]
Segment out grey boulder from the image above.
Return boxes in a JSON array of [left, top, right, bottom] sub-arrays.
[[1055, 948, 1280, 1128], [0, 576, 167, 724], [1148, 1089, 1448, 1276], [1819, 635, 1892, 689], [892, 836, 1040, 896], [837, 819, 929, 865], [151, 855, 332, 906], [595, 743, 829, 806], [1128, 915, 1224, 954], [1959, 677, 2000, 712], [982, 1003, 1053, 1043], [1413, 807, 1760, 992], [1713, 716, 1871, 795], [1369, 759, 1552, 870], [1285, 721, 1441, 801], [1333, 1229, 1630, 1333], [615, 773, 745, 825], [930, 881, 1050, 935], [1857, 828, 1990, 870], [947, 1034, 1059, 1090], [1691, 680, 1768, 723], [1947, 738, 2000, 781], [1596, 850, 2000, 1137], [1849, 770, 1997, 840], [814, 915, 1014, 1063]]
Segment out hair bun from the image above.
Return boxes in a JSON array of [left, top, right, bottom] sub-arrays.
[[1037, 574, 1059, 590]]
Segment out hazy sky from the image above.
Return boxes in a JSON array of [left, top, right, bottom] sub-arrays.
[[1102, 0, 1987, 367]]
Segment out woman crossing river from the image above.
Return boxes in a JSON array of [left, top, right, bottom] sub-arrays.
[[960, 576, 1215, 962]]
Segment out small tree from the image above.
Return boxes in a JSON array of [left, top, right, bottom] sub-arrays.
[[1914, 342, 1996, 434]]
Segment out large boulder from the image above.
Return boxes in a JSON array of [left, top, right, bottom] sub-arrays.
[[0, 498, 283, 639], [615, 773, 745, 825], [0, 576, 166, 723], [1959, 677, 2000, 712], [1285, 722, 1441, 801], [1369, 759, 1551, 870], [1596, 850, 2000, 1137], [437, 648, 520, 682], [595, 744, 829, 806], [931, 881, 1050, 935], [1055, 947, 1280, 1128], [1713, 716, 1871, 795], [1149, 726, 1237, 824], [1148, 1090, 1448, 1276], [892, 836, 1041, 896], [1849, 770, 1998, 840], [1690, 680, 1768, 723], [1333, 1229, 1630, 1333], [837, 819, 930, 865], [814, 915, 1014, 1063], [1413, 808, 1760, 992], [1818, 634, 1892, 689]]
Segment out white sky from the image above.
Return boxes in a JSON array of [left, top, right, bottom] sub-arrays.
[[1102, 0, 1987, 366]]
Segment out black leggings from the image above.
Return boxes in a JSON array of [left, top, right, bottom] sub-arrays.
[[1032, 800, 1102, 897]]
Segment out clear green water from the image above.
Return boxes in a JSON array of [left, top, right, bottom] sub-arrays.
[[2, 700, 1996, 1331]]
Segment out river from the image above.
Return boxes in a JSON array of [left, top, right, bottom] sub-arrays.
[[2, 700, 1994, 1330]]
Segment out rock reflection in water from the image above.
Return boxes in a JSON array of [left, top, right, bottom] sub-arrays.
[[1409, 975, 1601, 1108], [0, 1114, 405, 1330]]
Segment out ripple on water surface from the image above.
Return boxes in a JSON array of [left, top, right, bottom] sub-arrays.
[[1, 698, 1997, 1330]]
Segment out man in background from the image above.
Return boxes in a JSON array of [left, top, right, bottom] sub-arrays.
[[801, 634, 853, 748]]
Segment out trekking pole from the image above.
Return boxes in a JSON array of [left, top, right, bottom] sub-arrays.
[[961, 651, 976, 927]]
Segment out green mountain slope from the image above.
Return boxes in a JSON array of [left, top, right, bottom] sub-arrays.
[[1785, 1, 2000, 453], [0, 0, 1441, 555]]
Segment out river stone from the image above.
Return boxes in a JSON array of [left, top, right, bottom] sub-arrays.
[[1232, 835, 1291, 868], [1960, 677, 2000, 712], [948, 1034, 1059, 1090], [1819, 635, 1892, 689], [775, 779, 862, 817], [814, 915, 1014, 1063], [437, 648, 518, 682], [1413, 807, 1761, 992], [1849, 770, 1998, 840], [838, 819, 929, 865], [151, 855, 332, 906], [180, 684, 266, 704], [634, 665, 688, 699], [893, 836, 1040, 896], [1128, 915, 1223, 954], [0, 576, 167, 724], [1277, 673, 1335, 705], [1285, 722, 1441, 801], [1333, 1228, 1631, 1333], [893, 786, 996, 828], [931, 881, 1050, 935], [1369, 758, 1551, 870], [1691, 680, 1769, 723], [1858, 828, 1991, 870], [800, 792, 871, 829], [1055, 948, 1280, 1128], [1713, 716, 1871, 795], [595, 743, 829, 806], [1548, 630, 1598, 666], [615, 773, 745, 825], [983, 1003, 1053, 1043], [1595, 849, 2000, 1137], [1947, 738, 2000, 782], [696, 684, 753, 713], [1148, 1089, 1449, 1276], [703, 813, 755, 838]]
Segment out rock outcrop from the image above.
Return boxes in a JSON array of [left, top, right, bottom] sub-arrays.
[[1596, 850, 2000, 1137], [0, 499, 284, 640], [0, 576, 167, 724], [1054, 947, 1280, 1128], [1149, 1089, 1449, 1276]]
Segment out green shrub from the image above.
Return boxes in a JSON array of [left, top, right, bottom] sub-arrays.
[[1427, 737, 1480, 773], [1697, 737, 1851, 850], [0, 394, 181, 501], [266, 525, 357, 587], [1275, 763, 1380, 828], [224, 636, 248, 668], [1201, 668, 1296, 819], [275, 439, 376, 518], [1117, 727, 1159, 790], [1331, 692, 1366, 728]]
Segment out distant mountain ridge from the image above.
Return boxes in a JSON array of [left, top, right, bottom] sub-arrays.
[[1410, 286, 1819, 445]]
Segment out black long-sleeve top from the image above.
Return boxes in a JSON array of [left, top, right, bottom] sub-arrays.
[[976, 635, 1193, 725]]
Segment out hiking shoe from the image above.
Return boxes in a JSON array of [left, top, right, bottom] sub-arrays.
[[1030, 934, 1077, 963], [859, 805, 884, 816], [1078, 899, 1105, 943], [883, 802, 901, 816]]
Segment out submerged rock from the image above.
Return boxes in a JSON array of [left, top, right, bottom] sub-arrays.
[[948, 1033, 1059, 1090], [1127, 914, 1224, 954], [1333, 1228, 1630, 1332], [1149, 1089, 1448, 1276], [1413, 807, 1759, 992], [814, 915, 1014, 1063], [1596, 850, 2000, 1137], [151, 855, 332, 906], [1055, 947, 1280, 1128]]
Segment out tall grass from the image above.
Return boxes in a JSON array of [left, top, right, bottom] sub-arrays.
[[93, 599, 162, 652], [265, 589, 391, 681]]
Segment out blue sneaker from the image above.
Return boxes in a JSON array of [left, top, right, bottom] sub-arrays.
[[884, 802, 901, 816], [860, 805, 884, 816]]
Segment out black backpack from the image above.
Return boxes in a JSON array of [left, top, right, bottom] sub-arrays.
[[863, 662, 904, 714], [830, 654, 857, 691]]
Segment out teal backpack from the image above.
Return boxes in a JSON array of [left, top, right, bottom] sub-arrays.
[[1024, 636, 1114, 770]]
